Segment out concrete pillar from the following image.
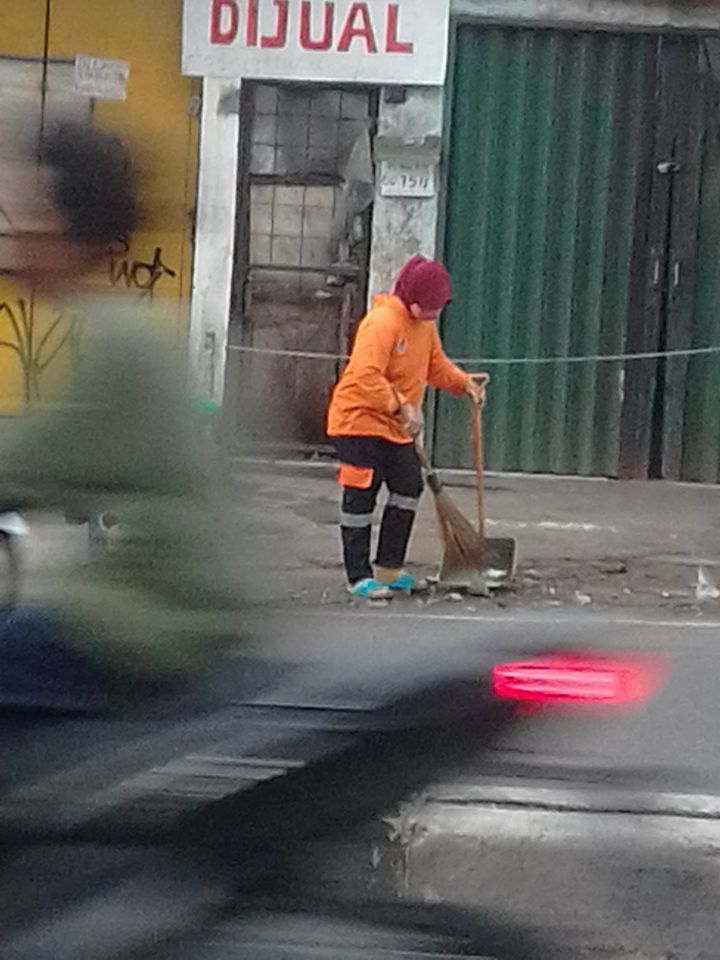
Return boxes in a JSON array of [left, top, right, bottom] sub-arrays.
[[368, 86, 445, 299], [188, 77, 241, 405]]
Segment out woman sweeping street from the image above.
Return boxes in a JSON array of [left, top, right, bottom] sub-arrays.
[[326, 256, 485, 599]]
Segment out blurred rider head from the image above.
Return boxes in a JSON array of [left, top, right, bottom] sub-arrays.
[[0, 122, 138, 293]]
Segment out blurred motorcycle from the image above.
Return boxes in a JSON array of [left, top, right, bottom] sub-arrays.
[[0, 509, 27, 607], [0, 528, 668, 959]]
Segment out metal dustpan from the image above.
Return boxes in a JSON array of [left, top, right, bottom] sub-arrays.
[[439, 397, 517, 592]]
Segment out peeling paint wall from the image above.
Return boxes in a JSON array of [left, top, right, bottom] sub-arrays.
[[368, 87, 445, 298], [0, 0, 198, 413]]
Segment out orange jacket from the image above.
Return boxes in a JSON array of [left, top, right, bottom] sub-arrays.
[[326, 295, 469, 444]]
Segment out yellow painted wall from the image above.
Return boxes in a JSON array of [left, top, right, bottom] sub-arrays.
[[0, 0, 199, 411]]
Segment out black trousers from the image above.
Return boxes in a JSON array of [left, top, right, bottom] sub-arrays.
[[333, 436, 424, 584]]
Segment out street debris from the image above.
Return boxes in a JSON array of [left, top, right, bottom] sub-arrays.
[[310, 556, 715, 617], [596, 559, 628, 575], [696, 566, 720, 603]]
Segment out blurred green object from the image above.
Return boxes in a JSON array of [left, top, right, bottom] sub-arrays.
[[191, 397, 221, 416], [0, 298, 243, 687]]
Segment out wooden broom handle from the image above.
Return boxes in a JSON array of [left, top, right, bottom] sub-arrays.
[[414, 437, 433, 474], [469, 398, 485, 538]]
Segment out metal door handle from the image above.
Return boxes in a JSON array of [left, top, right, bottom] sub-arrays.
[[673, 261, 681, 289]]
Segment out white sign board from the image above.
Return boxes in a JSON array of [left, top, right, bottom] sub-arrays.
[[181, 0, 450, 85], [74, 56, 129, 101], [380, 161, 435, 198]]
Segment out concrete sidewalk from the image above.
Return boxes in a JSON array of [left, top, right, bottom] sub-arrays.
[[12, 462, 720, 616], [231, 460, 720, 615]]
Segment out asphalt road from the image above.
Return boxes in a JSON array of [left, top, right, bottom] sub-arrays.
[[238, 605, 720, 958], [3, 603, 720, 959], [2, 602, 719, 815], [243, 604, 720, 795]]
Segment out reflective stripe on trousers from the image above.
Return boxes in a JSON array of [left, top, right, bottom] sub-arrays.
[[340, 511, 374, 529], [386, 492, 419, 512]]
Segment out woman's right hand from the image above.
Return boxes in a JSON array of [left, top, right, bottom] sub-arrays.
[[399, 402, 424, 439]]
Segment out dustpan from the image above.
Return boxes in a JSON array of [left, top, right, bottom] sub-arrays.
[[438, 396, 517, 592]]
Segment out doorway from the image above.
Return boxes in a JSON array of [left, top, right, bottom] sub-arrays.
[[224, 81, 377, 457]]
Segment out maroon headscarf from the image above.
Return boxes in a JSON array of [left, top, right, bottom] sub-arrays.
[[393, 256, 452, 313]]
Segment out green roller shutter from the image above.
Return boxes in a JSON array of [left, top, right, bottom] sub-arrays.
[[435, 26, 656, 476], [679, 47, 720, 483], [682, 127, 720, 480]]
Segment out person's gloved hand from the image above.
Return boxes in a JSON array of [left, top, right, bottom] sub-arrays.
[[399, 402, 424, 439], [465, 373, 490, 406]]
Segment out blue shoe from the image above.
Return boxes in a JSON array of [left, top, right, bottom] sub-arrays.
[[348, 578, 392, 600], [387, 572, 417, 592]]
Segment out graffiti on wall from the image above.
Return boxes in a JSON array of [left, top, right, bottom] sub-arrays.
[[0, 243, 178, 406], [109, 240, 177, 298], [0, 297, 81, 405]]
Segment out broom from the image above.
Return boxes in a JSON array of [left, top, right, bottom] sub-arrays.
[[414, 439, 486, 578]]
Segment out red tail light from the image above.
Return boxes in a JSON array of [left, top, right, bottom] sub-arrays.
[[491, 653, 666, 708]]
